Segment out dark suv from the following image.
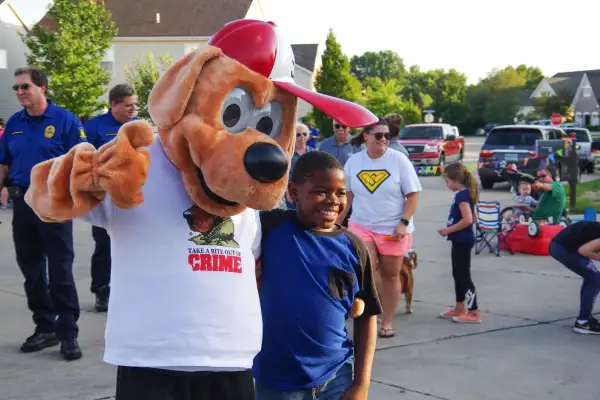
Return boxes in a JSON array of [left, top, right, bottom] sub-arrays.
[[478, 125, 571, 189]]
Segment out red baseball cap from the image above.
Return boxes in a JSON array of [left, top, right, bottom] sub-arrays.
[[208, 19, 377, 128]]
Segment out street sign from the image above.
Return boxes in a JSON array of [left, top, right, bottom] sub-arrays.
[[551, 113, 562, 125]]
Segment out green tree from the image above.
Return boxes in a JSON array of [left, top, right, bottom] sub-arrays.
[[350, 50, 406, 84], [532, 89, 573, 120], [124, 53, 174, 124], [314, 30, 362, 138], [20, 0, 118, 117], [363, 78, 404, 117], [516, 64, 544, 90]]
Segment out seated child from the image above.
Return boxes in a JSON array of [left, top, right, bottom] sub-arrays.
[[506, 181, 538, 223], [254, 151, 382, 399]]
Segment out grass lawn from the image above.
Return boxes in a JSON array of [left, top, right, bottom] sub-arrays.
[[565, 178, 600, 213]]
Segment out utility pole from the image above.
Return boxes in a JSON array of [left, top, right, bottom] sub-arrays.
[[5, 1, 30, 33]]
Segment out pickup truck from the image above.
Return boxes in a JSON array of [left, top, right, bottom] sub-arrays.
[[561, 127, 595, 173], [398, 123, 465, 166]]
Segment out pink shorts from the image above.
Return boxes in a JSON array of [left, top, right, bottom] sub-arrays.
[[348, 221, 412, 257]]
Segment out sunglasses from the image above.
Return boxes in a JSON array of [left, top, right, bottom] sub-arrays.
[[537, 173, 547, 178], [296, 132, 308, 137], [12, 83, 31, 91], [334, 124, 346, 130], [371, 132, 391, 141]]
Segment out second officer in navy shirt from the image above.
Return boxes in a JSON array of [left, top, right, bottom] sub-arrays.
[[83, 84, 138, 312], [0, 67, 86, 361]]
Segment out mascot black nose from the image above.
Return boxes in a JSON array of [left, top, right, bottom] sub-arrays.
[[244, 142, 288, 183]]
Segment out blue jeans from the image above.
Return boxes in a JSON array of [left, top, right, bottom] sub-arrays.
[[550, 241, 600, 320], [255, 361, 354, 400]]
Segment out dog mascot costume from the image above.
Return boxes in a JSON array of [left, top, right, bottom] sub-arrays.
[[25, 19, 377, 399]]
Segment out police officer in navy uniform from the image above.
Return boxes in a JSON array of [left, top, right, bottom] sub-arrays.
[[83, 84, 138, 312], [0, 67, 86, 361]]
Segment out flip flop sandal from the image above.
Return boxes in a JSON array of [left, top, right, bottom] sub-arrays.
[[379, 328, 395, 338]]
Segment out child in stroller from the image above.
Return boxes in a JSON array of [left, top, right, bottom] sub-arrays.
[[510, 181, 538, 222]]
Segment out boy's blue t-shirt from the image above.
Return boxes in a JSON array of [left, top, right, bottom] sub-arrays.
[[447, 189, 475, 244], [253, 210, 381, 391]]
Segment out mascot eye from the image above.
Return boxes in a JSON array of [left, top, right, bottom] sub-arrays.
[[248, 101, 283, 138], [221, 87, 253, 133]]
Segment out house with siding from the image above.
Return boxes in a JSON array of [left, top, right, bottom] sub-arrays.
[[54, 0, 321, 120], [0, 20, 28, 120], [520, 69, 600, 126]]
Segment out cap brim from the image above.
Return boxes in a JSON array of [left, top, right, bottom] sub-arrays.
[[273, 81, 377, 128]]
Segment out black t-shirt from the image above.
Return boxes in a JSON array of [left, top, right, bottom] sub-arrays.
[[552, 221, 600, 252]]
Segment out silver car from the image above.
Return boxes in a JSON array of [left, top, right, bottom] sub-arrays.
[[562, 127, 596, 173]]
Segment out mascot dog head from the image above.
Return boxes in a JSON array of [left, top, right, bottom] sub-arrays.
[[148, 20, 377, 217]]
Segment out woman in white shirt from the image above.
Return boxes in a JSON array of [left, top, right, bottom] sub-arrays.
[[337, 118, 422, 338]]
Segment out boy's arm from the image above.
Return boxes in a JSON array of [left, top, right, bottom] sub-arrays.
[[578, 238, 600, 261], [344, 232, 382, 398]]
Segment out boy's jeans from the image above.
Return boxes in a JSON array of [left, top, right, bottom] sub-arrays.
[[255, 361, 354, 400], [549, 241, 600, 320]]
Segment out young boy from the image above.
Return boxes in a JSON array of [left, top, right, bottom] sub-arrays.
[[511, 181, 538, 220], [550, 221, 600, 334], [254, 151, 382, 399]]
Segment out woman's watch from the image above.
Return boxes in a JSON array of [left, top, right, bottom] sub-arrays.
[[400, 218, 410, 226]]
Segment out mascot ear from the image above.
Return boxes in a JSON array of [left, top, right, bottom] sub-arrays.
[[148, 45, 223, 130]]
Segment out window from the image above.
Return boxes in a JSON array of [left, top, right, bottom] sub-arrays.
[[101, 61, 114, 74], [101, 45, 115, 75], [0, 50, 6, 70], [583, 85, 592, 97], [400, 126, 443, 139], [484, 128, 542, 146], [184, 43, 201, 55]]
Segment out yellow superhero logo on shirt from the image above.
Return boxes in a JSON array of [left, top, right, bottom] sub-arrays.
[[79, 128, 87, 139], [44, 125, 56, 139], [357, 169, 391, 194]]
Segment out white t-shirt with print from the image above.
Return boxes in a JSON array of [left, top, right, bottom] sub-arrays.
[[345, 148, 422, 235], [81, 135, 262, 371]]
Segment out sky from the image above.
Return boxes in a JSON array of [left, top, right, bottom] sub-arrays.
[[2, 0, 600, 84]]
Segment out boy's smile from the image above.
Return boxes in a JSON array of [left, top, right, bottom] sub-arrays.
[[290, 169, 347, 231]]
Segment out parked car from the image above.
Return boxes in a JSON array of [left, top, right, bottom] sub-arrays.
[[478, 125, 573, 189], [561, 127, 595, 173], [398, 123, 465, 167]]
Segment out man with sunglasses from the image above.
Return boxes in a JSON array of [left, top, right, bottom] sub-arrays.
[[318, 120, 361, 166], [83, 84, 138, 313], [0, 67, 86, 361], [531, 164, 566, 223]]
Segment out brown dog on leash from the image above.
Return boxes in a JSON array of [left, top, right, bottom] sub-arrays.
[[400, 249, 418, 314]]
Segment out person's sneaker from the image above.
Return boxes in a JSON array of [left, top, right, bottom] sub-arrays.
[[60, 339, 83, 361], [20, 332, 60, 353], [440, 309, 465, 319], [452, 311, 482, 324], [95, 285, 110, 312], [573, 319, 600, 335]]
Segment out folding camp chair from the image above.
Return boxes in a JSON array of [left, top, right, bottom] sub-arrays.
[[475, 201, 503, 257]]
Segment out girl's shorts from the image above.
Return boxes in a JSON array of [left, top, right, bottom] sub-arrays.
[[348, 221, 412, 257]]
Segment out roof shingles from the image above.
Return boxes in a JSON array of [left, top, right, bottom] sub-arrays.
[[290, 44, 318, 72]]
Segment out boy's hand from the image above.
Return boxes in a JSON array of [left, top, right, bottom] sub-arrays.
[[341, 382, 369, 400]]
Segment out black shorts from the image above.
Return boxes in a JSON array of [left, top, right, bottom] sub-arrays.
[[115, 366, 254, 400]]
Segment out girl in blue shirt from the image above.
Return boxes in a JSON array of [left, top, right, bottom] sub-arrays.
[[437, 162, 481, 324]]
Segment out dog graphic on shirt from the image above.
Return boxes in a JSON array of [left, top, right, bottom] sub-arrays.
[[183, 205, 239, 248]]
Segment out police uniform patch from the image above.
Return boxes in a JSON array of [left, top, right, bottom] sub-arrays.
[[44, 125, 56, 139], [79, 128, 87, 139]]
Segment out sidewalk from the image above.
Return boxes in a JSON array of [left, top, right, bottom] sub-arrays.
[[1, 181, 599, 399]]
